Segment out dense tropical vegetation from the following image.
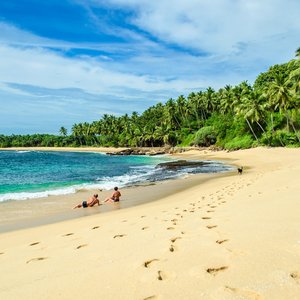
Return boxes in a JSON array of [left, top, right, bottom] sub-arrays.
[[1, 49, 299, 150]]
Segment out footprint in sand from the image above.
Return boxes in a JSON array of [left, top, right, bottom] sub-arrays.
[[169, 244, 176, 252], [62, 233, 74, 237], [141, 227, 149, 230], [216, 239, 229, 244], [225, 286, 263, 300], [143, 295, 159, 300], [167, 227, 175, 230], [170, 237, 181, 243], [144, 259, 159, 268], [207, 210, 214, 213], [141, 215, 146, 218], [290, 271, 300, 284], [157, 270, 167, 281], [207, 225, 218, 229], [113, 234, 126, 238], [76, 244, 88, 249], [202, 217, 211, 220], [92, 226, 100, 230], [206, 266, 228, 275], [26, 257, 48, 264], [29, 242, 40, 246]]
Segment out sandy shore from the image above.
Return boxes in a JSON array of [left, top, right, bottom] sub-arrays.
[[0, 147, 300, 299]]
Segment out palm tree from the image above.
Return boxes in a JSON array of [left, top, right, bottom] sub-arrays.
[[235, 98, 259, 142], [266, 73, 293, 131], [219, 85, 235, 114], [59, 126, 67, 136], [296, 47, 300, 59]]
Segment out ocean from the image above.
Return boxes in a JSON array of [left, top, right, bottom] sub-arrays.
[[0, 150, 233, 202]]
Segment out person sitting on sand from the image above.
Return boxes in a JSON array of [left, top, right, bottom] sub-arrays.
[[73, 194, 100, 209], [104, 187, 121, 203]]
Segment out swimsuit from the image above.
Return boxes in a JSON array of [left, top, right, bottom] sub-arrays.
[[112, 196, 119, 202], [82, 201, 88, 208]]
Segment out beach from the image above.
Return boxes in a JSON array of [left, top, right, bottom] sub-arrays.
[[0, 147, 300, 299]]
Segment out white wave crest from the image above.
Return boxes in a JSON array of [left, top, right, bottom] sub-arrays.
[[0, 183, 106, 202]]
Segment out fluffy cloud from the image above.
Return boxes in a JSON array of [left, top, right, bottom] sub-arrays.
[[91, 0, 300, 55]]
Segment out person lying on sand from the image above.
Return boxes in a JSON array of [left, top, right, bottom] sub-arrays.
[[104, 187, 121, 203], [73, 194, 100, 209]]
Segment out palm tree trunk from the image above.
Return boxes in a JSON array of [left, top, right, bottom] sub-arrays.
[[290, 120, 300, 143], [256, 121, 270, 145], [270, 113, 284, 146], [246, 118, 259, 142]]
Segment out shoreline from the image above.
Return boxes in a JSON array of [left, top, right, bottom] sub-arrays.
[[1, 147, 300, 299], [0, 151, 234, 233], [0, 146, 129, 153]]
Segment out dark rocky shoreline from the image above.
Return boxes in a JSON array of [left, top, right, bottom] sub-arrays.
[[106, 147, 197, 156]]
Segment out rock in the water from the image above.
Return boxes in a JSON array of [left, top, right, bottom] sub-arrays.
[[156, 160, 207, 170]]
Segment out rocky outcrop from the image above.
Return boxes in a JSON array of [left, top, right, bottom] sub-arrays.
[[106, 147, 169, 156], [155, 160, 208, 170], [106, 147, 201, 156]]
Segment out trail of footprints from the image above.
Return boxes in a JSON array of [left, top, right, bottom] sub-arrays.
[[5, 177, 271, 300], [142, 191, 229, 285], [18, 181, 245, 284], [140, 181, 254, 288], [24, 225, 102, 264]]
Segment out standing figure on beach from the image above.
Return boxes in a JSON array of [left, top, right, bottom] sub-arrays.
[[104, 187, 121, 203], [73, 194, 100, 209]]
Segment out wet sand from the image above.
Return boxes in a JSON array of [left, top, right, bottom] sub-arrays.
[[0, 171, 233, 233]]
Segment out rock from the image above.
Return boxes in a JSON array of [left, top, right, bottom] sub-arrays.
[[155, 160, 207, 170], [106, 147, 167, 156]]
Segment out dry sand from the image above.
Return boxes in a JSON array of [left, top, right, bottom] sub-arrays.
[[0, 147, 300, 299]]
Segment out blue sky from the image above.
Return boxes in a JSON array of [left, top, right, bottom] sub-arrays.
[[0, 0, 299, 135]]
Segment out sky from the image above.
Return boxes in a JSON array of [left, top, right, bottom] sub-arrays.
[[0, 0, 299, 135]]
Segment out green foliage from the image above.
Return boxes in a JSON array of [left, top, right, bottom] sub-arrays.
[[224, 135, 254, 150], [253, 63, 296, 90], [193, 126, 216, 146], [263, 130, 300, 146], [177, 133, 195, 147]]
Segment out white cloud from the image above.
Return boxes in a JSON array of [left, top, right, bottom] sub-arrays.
[[92, 0, 300, 55]]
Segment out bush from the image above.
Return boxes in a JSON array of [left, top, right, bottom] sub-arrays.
[[178, 133, 195, 147], [224, 135, 254, 150], [193, 126, 216, 146], [267, 130, 300, 146]]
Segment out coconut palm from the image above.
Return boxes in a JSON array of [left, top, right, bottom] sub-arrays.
[[266, 73, 293, 130], [59, 126, 67, 136]]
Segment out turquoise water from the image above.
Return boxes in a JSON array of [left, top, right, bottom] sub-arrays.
[[0, 150, 232, 202]]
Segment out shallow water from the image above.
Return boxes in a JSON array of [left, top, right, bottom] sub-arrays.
[[0, 150, 233, 202]]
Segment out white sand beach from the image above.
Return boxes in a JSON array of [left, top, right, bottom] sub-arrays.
[[0, 147, 300, 299]]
